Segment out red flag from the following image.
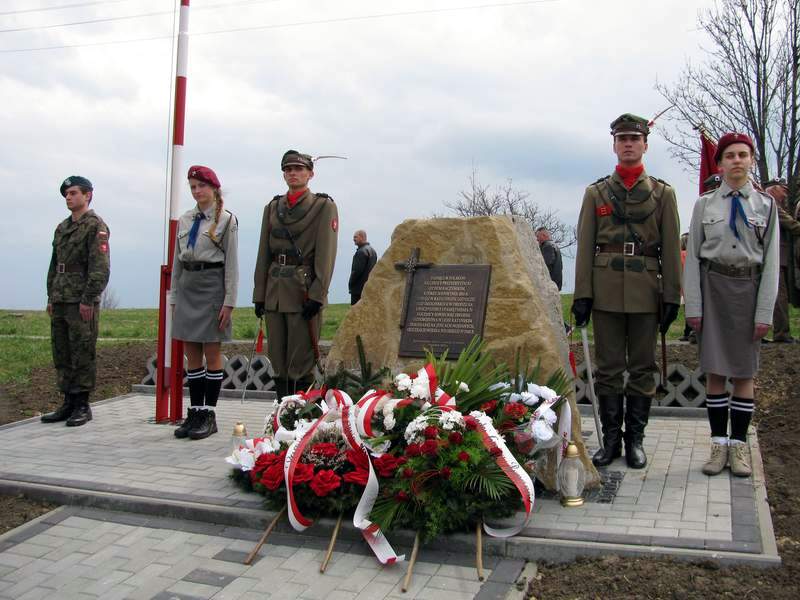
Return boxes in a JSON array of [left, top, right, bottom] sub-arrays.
[[699, 129, 719, 194], [255, 327, 264, 353]]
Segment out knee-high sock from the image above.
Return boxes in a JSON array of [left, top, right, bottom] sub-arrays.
[[187, 368, 206, 407], [729, 396, 754, 442], [205, 369, 223, 407], [705, 392, 729, 438]]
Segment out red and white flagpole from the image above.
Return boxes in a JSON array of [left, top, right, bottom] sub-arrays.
[[156, 0, 190, 423]]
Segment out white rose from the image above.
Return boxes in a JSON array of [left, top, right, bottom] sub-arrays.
[[532, 419, 555, 443]]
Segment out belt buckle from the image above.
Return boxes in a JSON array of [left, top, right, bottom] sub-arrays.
[[623, 242, 635, 256], [57, 263, 65, 274], [278, 254, 287, 266]]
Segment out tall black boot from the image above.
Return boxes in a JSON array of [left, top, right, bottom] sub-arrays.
[[188, 409, 217, 440], [592, 394, 623, 467], [292, 376, 313, 394], [66, 392, 92, 427], [273, 377, 288, 400], [624, 395, 652, 469], [41, 393, 74, 423]]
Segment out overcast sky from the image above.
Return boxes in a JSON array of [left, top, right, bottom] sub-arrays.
[[1, 0, 716, 309]]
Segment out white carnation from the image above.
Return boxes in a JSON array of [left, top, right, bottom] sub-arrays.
[[395, 373, 413, 391], [527, 383, 558, 402], [458, 381, 470, 392], [532, 419, 555, 443], [541, 407, 557, 425]]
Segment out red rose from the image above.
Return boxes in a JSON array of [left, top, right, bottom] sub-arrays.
[[464, 415, 478, 431], [448, 431, 464, 445], [260, 463, 284, 490], [310, 469, 341, 497], [345, 448, 369, 471], [490, 446, 503, 457], [343, 469, 369, 486], [439, 467, 452, 480], [458, 451, 470, 462], [311, 442, 339, 459], [421, 439, 439, 456], [405, 443, 422, 457], [423, 425, 439, 439], [480, 400, 498, 413], [504, 403, 528, 420], [499, 421, 516, 432], [395, 491, 410, 502], [292, 462, 315, 485], [373, 454, 403, 477], [402, 467, 415, 479], [397, 456, 408, 465]]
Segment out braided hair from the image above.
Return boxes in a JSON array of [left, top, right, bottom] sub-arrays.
[[207, 188, 224, 244]]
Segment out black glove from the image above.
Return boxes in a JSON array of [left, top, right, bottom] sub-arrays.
[[254, 302, 265, 318], [301, 299, 322, 321], [571, 298, 593, 327], [660, 302, 680, 334]]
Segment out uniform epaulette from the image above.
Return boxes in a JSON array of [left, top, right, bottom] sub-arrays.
[[649, 176, 671, 187], [315, 192, 332, 200], [272, 195, 282, 201], [592, 176, 609, 186]]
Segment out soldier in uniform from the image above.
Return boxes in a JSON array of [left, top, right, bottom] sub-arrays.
[[253, 150, 338, 398], [42, 176, 110, 427], [572, 114, 681, 469]]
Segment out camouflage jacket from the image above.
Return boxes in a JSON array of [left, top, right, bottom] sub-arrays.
[[47, 209, 110, 304]]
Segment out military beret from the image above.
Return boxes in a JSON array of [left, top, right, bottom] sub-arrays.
[[714, 132, 755, 163], [60, 175, 93, 197], [610, 113, 650, 136], [187, 165, 221, 188], [702, 174, 722, 193], [281, 150, 314, 171]]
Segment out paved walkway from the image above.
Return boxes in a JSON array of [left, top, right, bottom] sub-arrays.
[[0, 393, 781, 598]]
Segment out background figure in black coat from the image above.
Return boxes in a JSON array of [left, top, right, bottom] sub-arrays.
[[349, 230, 377, 304], [536, 227, 562, 290]]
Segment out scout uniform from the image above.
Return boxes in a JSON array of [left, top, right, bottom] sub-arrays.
[[572, 114, 681, 469], [253, 151, 338, 397], [43, 176, 110, 427]]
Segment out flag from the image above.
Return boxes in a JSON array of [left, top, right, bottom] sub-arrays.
[[699, 128, 719, 195]]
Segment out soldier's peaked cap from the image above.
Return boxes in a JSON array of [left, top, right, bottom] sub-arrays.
[[60, 175, 93, 197], [610, 113, 650, 137], [281, 150, 314, 170]]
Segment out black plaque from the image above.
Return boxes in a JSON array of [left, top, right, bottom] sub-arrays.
[[398, 264, 491, 358]]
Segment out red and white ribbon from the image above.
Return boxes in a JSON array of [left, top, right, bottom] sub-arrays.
[[470, 411, 536, 538]]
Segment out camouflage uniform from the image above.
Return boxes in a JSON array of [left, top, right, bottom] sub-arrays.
[[47, 209, 110, 394]]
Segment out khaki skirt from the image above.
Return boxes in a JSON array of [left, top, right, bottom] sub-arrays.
[[697, 266, 760, 378], [172, 267, 232, 343]]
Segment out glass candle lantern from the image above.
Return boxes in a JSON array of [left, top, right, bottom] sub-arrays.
[[231, 421, 248, 454], [557, 441, 586, 507]]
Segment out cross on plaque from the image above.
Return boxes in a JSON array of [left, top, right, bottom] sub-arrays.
[[394, 247, 432, 328]]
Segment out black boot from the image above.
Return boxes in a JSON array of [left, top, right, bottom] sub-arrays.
[[273, 377, 288, 400], [66, 392, 93, 427], [291, 376, 313, 394], [174, 407, 200, 438], [188, 409, 218, 440], [624, 395, 652, 469], [592, 394, 623, 467], [41, 393, 74, 423]]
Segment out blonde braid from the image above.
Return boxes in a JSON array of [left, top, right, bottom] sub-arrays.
[[208, 189, 224, 243]]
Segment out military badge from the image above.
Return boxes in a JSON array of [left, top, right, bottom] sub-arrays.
[[596, 204, 613, 217], [331, 217, 338, 232]]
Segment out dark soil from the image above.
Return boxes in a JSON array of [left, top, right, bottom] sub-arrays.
[[1, 341, 798, 599]]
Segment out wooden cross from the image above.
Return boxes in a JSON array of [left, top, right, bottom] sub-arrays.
[[394, 247, 432, 328]]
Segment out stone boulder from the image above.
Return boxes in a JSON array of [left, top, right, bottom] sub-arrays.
[[327, 216, 599, 490]]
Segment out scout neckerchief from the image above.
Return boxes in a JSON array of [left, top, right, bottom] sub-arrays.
[[728, 190, 752, 240], [187, 211, 205, 249]]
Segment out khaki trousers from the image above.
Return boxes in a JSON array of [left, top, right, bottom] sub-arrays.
[[592, 309, 658, 398], [265, 310, 321, 381]]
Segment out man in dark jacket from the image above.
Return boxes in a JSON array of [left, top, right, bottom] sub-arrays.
[[536, 227, 562, 290], [348, 230, 377, 304]]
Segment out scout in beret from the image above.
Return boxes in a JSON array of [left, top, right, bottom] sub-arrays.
[[169, 165, 240, 441], [253, 150, 339, 398], [42, 176, 110, 428], [572, 113, 681, 470], [684, 133, 779, 477]]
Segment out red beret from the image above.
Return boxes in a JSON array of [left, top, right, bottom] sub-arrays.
[[714, 133, 755, 163], [187, 165, 221, 188]]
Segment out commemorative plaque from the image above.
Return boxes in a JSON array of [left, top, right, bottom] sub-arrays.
[[398, 264, 491, 358]]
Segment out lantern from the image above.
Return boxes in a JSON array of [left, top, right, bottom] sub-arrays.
[[557, 441, 586, 507], [231, 421, 248, 454]]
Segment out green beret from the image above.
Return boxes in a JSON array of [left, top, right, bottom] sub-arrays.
[[281, 150, 314, 171], [60, 175, 93, 197], [610, 113, 650, 136]]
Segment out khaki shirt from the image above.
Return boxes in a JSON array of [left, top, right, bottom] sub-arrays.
[[253, 190, 338, 312], [777, 204, 800, 267], [168, 204, 239, 306], [573, 170, 681, 313], [683, 181, 779, 324], [47, 209, 110, 305]]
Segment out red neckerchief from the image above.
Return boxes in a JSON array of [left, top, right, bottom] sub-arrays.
[[615, 164, 644, 190], [287, 189, 307, 208]]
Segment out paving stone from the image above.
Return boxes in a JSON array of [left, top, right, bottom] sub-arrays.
[[167, 580, 223, 599]]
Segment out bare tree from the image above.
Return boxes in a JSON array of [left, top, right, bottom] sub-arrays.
[[656, 0, 800, 206], [100, 287, 120, 310], [444, 169, 577, 251]]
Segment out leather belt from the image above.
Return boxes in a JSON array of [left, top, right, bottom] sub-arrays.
[[56, 263, 84, 274], [595, 243, 660, 257], [703, 260, 761, 278], [273, 253, 310, 266], [182, 261, 224, 271]]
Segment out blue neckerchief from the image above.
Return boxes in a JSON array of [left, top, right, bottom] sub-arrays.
[[728, 191, 751, 240], [187, 211, 205, 249]]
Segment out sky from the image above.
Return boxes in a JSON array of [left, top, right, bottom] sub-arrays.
[[0, 0, 717, 309]]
